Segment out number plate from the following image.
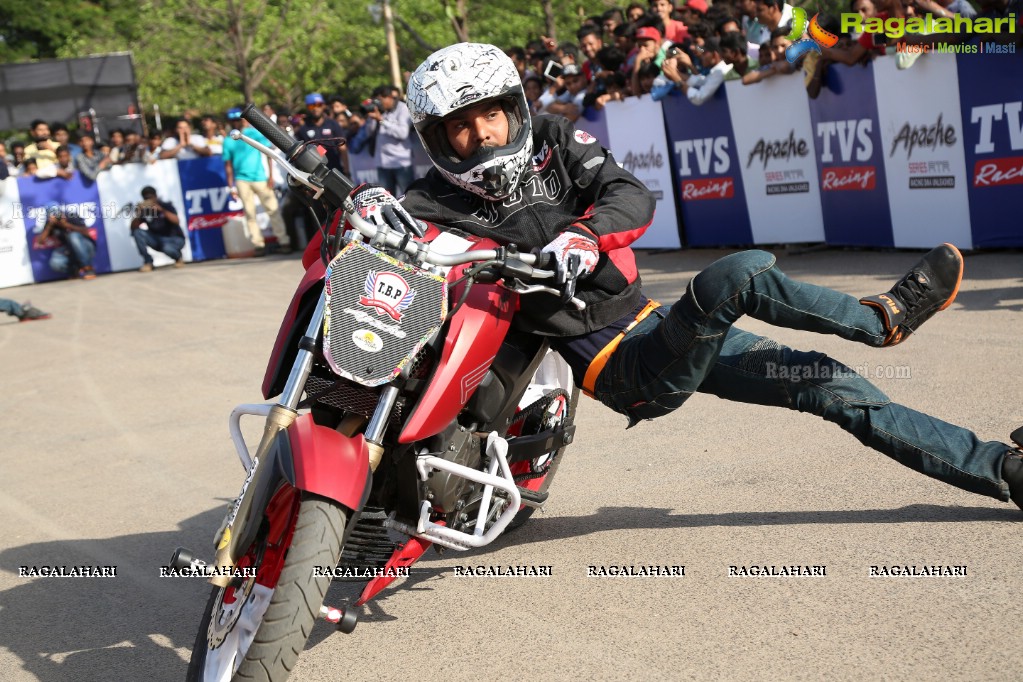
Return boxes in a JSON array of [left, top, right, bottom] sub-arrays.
[[323, 242, 447, 387]]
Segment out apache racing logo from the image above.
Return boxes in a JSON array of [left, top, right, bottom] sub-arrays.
[[359, 270, 416, 321]]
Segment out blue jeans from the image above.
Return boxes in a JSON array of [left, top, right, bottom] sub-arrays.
[[0, 298, 23, 318], [377, 165, 414, 197], [50, 232, 96, 274], [134, 230, 186, 264], [593, 250, 1011, 501]]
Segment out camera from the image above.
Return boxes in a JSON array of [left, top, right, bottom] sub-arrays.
[[360, 98, 384, 114], [667, 46, 683, 58], [542, 60, 564, 82]]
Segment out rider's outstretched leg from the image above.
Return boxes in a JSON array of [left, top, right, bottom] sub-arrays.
[[697, 327, 1015, 503]]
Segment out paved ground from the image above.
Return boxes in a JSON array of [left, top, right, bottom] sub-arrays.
[[0, 246, 1020, 682]]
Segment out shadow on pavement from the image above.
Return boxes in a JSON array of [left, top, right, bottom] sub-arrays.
[[0, 506, 225, 682], [498, 503, 1018, 549], [1, 501, 1014, 679]]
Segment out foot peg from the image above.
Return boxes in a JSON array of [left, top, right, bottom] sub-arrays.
[[170, 547, 209, 572], [319, 604, 358, 633]]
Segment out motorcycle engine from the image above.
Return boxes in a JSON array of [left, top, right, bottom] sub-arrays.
[[422, 424, 481, 513]]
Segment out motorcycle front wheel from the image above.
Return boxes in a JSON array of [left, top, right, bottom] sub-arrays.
[[186, 486, 348, 682]]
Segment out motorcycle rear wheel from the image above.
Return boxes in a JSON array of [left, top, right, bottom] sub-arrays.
[[186, 488, 348, 682], [506, 387, 578, 531]]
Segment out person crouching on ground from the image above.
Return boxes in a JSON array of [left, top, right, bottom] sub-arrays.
[[130, 186, 186, 271]]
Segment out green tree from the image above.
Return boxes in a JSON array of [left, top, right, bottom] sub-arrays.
[[5, 0, 608, 117]]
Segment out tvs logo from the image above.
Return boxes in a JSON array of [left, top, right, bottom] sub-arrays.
[[531, 141, 553, 171], [973, 156, 1023, 187], [822, 166, 876, 190], [971, 102, 1023, 187], [676, 137, 735, 201], [785, 8, 839, 62], [682, 177, 734, 200], [359, 271, 416, 321]]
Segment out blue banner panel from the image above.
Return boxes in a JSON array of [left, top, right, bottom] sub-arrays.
[[957, 53, 1023, 248], [661, 89, 752, 247], [807, 62, 893, 248], [177, 157, 235, 260], [18, 173, 111, 282]]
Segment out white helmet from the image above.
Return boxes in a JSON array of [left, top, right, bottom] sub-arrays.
[[406, 43, 532, 201]]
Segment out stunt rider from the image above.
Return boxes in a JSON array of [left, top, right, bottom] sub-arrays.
[[339, 42, 1022, 511]]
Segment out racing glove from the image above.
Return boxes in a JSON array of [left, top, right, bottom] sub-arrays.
[[540, 230, 600, 279], [349, 183, 424, 237]]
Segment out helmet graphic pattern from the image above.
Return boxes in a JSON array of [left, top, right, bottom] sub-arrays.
[[407, 43, 533, 201]]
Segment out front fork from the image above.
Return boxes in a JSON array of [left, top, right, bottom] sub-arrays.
[[208, 289, 394, 587]]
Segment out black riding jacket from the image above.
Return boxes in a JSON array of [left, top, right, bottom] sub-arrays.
[[401, 115, 656, 337]]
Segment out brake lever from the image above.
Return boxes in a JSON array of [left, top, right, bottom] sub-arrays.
[[498, 280, 586, 310], [560, 253, 580, 305]]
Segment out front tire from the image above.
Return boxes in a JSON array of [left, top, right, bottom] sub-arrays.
[[187, 489, 348, 682]]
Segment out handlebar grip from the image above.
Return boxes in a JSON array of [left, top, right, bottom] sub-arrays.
[[533, 250, 557, 271], [242, 104, 296, 156], [241, 104, 325, 175]]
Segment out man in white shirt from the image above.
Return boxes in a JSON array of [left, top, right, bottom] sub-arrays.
[[159, 119, 212, 160], [539, 64, 589, 122], [748, 0, 794, 47], [679, 37, 733, 106]]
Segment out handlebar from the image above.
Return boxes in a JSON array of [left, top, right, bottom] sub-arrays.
[[241, 104, 356, 203], [234, 106, 584, 310]]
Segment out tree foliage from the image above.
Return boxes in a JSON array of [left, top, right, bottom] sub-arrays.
[[2, 0, 613, 120]]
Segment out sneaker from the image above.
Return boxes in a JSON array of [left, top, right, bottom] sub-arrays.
[[277, 244, 293, 255], [860, 243, 964, 347], [18, 302, 51, 322], [81, 267, 97, 280], [252, 247, 267, 258], [139, 262, 154, 273], [174, 258, 185, 268]]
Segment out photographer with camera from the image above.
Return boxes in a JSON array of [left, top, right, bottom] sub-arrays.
[[350, 85, 414, 196], [328, 95, 364, 137], [130, 186, 186, 272]]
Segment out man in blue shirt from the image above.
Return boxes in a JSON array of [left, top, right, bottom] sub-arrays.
[[222, 107, 291, 256]]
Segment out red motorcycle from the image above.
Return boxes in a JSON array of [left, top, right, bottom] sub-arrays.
[[175, 105, 583, 682]]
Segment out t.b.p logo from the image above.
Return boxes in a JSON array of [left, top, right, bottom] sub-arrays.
[[359, 271, 416, 321]]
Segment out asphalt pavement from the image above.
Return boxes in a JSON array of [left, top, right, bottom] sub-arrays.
[[0, 246, 1020, 681]]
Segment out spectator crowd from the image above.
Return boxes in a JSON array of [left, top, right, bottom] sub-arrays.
[[3, 0, 1017, 280]]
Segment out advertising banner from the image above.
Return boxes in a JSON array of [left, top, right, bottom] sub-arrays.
[[603, 96, 682, 248], [873, 54, 972, 249], [16, 172, 111, 283], [0, 178, 34, 289], [98, 160, 191, 271], [957, 53, 1023, 247], [725, 76, 825, 244], [807, 62, 894, 247], [661, 88, 752, 246], [176, 157, 243, 261]]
